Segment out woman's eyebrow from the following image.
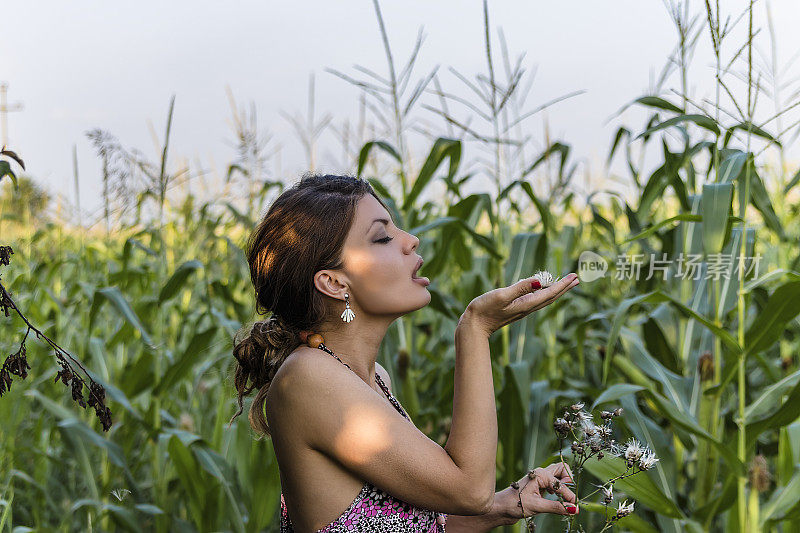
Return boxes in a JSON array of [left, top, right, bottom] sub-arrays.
[[365, 218, 391, 234]]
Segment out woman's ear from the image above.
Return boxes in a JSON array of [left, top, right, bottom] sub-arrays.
[[313, 270, 349, 300]]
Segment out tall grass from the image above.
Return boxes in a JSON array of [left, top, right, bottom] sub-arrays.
[[2, 1, 800, 532]]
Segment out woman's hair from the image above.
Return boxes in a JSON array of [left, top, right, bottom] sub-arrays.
[[229, 172, 390, 437]]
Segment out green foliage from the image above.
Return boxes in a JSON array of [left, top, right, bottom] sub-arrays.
[[0, 174, 49, 221], [3, 4, 800, 532], [3, 104, 797, 530]]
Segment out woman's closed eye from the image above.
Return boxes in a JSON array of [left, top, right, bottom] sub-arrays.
[[375, 236, 393, 244]]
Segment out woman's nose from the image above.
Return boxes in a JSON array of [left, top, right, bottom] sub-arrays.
[[406, 232, 420, 253]]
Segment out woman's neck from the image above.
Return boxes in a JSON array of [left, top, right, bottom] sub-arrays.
[[316, 315, 395, 388]]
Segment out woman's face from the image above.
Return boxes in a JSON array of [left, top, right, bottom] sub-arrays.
[[317, 193, 431, 319]]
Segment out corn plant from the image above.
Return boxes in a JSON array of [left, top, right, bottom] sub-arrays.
[[2, 1, 800, 532]]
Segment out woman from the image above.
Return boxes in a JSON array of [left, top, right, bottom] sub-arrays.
[[230, 173, 581, 532]]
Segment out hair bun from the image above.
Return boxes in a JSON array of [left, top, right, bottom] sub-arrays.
[[264, 313, 299, 348], [236, 314, 300, 381]]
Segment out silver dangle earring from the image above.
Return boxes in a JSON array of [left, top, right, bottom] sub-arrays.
[[340, 292, 355, 323]]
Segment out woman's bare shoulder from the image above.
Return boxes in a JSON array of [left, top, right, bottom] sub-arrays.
[[266, 347, 344, 438], [272, 348, 393, 402], [272, 346, 338, 393], [278, 348, 391, 389]]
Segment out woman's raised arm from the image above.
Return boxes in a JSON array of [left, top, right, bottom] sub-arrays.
[[444, 272, 580, 509]]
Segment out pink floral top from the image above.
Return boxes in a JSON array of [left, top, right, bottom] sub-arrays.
[[279, 365, 447, 532]]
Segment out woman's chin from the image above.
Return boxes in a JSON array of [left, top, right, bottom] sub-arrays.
[[417, 288, 432, 307]]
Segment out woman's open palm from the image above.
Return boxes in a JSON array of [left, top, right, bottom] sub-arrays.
[[463, 272, 580, 336]]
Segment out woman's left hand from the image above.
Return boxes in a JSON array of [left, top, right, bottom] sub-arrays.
[[494, 462, 579, 525]]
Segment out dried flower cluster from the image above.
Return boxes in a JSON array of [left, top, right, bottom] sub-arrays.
[[549, 402, 660, 532], [0, 246, 12, 267], [1, 341, 30, 392], [0, 245, 113, 431]]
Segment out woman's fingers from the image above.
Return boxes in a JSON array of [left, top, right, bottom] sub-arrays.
[[543, 274, 580, 299], [547, 462, 575, 484], [465, 272, 580, 336], [527, 496, 577, 516], [538, 473, 576, 502], [510, 274, 579, 316], [551, 481, 577, 503], [528, 278, 580, 312], [530, 274, 577, 301], [515, 469, 580, 518], [533, 275, 579, 300]]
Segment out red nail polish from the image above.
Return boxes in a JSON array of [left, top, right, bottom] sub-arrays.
[[566, 505, 578, 514], [530, 279, 541, 290]]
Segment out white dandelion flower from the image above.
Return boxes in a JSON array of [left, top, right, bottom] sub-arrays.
[[638, 449, 660, 470], [586, 435, 605, 451], [597, 425, 613, 439], [615, 499, 634, 517], [591, 482, 614, 503], [532, 270, 560, 288], [624, 438, 644, 463], [579, 416, 597, 436], [111, 488, 131, 501]]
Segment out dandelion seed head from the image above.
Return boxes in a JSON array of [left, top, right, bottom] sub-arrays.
[[624, 438, 644, 462], [609, 442, 625, 457], [638, 449, 660, 470], [532, 270, 559, 288], [579, 416, 597, 436], [111, 488, 131, 502], [615, 499, 635, 517]]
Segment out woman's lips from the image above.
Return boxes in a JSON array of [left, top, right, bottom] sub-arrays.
[[411, 257, 428, 285]]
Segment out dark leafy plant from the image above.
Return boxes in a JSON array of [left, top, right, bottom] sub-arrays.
[[0, 148, 113, 432]]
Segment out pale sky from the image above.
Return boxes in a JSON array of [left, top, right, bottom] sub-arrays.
[[3, 0, 800, 224]]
